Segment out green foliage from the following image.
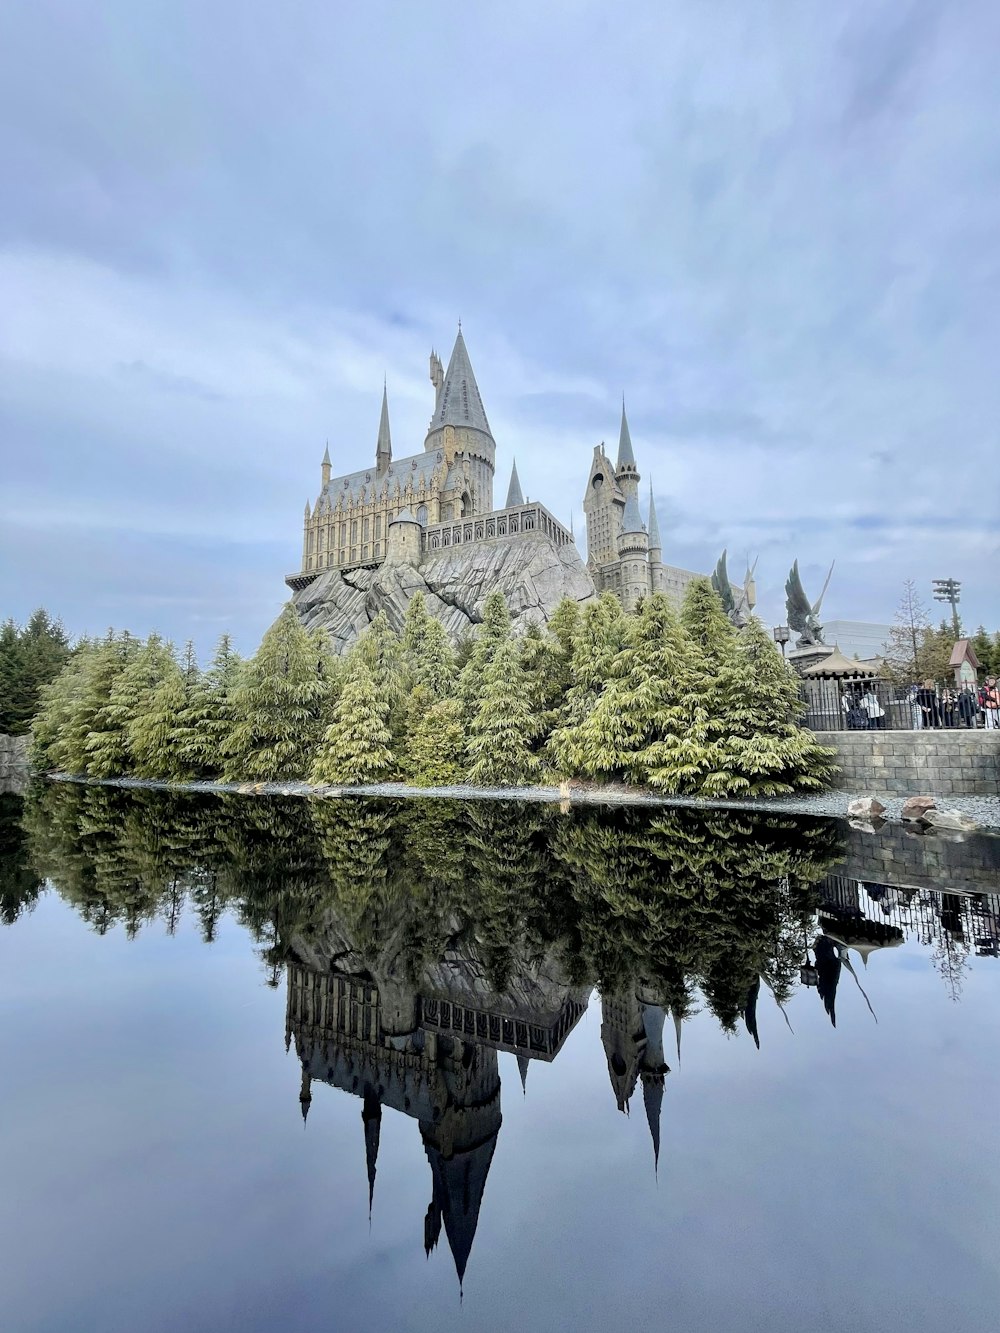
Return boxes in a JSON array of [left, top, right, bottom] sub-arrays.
[[403, 693, 466, 786], [128, 659, 193, 780], [467, 637, 541, 786], [176, 635, 243, 777], [458, 590, 512, 718], [223, 606, 331, 781], [87, 635, 177, 778], [0, 609, 72, 735], [401, 593, 457, 699], [548, 594, 628, 771], [311, 654, 394, 785]]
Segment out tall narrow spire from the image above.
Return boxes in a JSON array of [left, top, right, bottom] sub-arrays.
[[425, 327, 493, 441], [376, 384, 392, 473], [321, 442, 331, 487], [642, 1076, 663, 1174], [647, 482, 662, 557], [517, 1054, 530, 1095], [617, 400, 636, 470], [299, 1066, 312, 1126], [505, 459, 524, 508], [362, 1090, 381, 1216]]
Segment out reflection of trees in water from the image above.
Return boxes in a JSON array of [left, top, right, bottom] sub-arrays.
[[0, 794, 43, 925], [11, 784, 851, 1031]]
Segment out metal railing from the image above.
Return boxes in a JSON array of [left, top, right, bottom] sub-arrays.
[[799, 677, 991, 732]]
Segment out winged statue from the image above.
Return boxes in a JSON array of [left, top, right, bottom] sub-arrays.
[[785, 559, 834, 647], [712, 549, 759, 627]]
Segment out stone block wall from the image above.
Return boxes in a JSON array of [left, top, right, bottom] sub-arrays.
[[0, 733, 31, 795], [815, 730, 1000, 798], [837, 820, 1000, 896]]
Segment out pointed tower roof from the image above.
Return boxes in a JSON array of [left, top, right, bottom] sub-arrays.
[[622, 491, 645, 534], [617, 401, 636, 470], [376, 383, 392, 469], [647, 483, 661, 549], [390, 506, 419, 525], [642, 1076, 663, 1174], [517, 1054, 530, 1095], [362, 1090, 381, 1216], [322, 443, 331, 466], [505, 459, 524, 508], [427, 328, 492, 438]]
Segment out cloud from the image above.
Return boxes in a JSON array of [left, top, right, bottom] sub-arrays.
[[1, 0, 998, 649]]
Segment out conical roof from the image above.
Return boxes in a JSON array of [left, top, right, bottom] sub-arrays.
[[617, 401, 636, 469], [427, 328, 492, 437], [505, 459, 524, 508], [622, 491, 645, 534], [376, 384, 392, 466], [642, 1076, 663, 1173], [800, 646, 879, 678], [647, 484, 661, 549], [362, 1091, 381, 1215], [390, 506, 419, 525]]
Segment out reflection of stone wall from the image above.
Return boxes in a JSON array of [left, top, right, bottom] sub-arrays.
[[0, 733, 30, 795], [815, 730, 1000, 798], [837, 822, 1000, 897]]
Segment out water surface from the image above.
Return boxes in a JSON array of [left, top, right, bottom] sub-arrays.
[[1, 787, 998, 1333]]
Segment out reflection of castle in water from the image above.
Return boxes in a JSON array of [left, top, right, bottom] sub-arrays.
[[284, 944, 675, 1284]]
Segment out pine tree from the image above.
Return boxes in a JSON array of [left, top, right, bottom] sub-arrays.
[[177, 634, 243, 777], [128, 659, 193, 780], [519, 623, 566, 749], [466, 637, 541, 787], [548, 593, 628, 778], [52, 632, 138, 774], [310, 654, 394, 785], [30, 644, 96, 772], [883, 579, 931, 684], [0, 609, 72, 735], [87, 635, 177, 778], [704, 617, 837, 796], [401, 593, 456, 699], [223, 606, 330, 781], [558, 593, 710, 791], [403, 693, 466, 786], [458, 590, 512, 719], [680, 576, 737, 667]]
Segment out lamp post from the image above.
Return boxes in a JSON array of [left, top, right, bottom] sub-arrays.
[[932, 578, 962, 639], [773, 625, 790, 658]]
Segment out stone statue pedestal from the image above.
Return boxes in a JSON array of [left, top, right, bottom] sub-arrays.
[[787, 643, 835, 675]]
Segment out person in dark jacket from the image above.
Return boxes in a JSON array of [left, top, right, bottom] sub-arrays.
[[958, 684, 980, 728], [917, 679, 940, 729]]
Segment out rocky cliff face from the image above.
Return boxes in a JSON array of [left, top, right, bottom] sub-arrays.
[[0, 733, 31, 795], [292, 532, 596, 652]]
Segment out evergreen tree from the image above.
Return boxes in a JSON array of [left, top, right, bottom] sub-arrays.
[[0, 609, 72, 734], [128, 659, 193, 780], [310, 653, 394, 785], [87, 634, 176, 778], [403, 693, 466, 786], [548, 594, 627, 773], [176, 634, 243, 777], [466, 637, 541, 786], [57, 632, 138, 775], [458, 590, 512, 718], [401, 594, 456, 699], [680, 576, 737, 666], [223, 606, 330, 781], [559, 593, 710, 791], [971, 625, 1000, 677], [704, 617, 837, 796], [519, 623, 566, 749], [30, 646, 95, 772]]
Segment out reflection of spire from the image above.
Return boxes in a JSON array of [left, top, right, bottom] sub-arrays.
[[362, 1089, 382, 1216], [743, 977, 761, 1049], [424, 1199, 442, 1257], [299, 1065, 312, 1125], [672, 1010, 683, 1067], [641, 1075, 663, 1174], [814, 935, 841, 1027], [517, 1054, 529, 1095]]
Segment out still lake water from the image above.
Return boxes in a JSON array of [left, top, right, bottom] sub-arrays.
[[1, 784, 999, 1333]]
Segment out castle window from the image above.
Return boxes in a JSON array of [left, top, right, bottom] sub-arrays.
[[374, 515, 382, 540], [374, 542, 380, 557], [340, 522, 347, 544], [350, 547, 357, 562], [339, 548, 345, 563], [363, 517, 370, 541], [351, 520, 358, 542], [362, 544, 369, 559], [416, 505, 427, 525]]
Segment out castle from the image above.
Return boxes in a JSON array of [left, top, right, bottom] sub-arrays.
[[288, 327, 706, 617]]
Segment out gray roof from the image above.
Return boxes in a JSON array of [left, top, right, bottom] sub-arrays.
[[622, 491, 645, 534], [376, 385, 392, 463], [617, 402, 636, 469], [505, 459, 524, 507], [317, 447, 443, 508], [647, 484, 661, 548], [390, 506, 420, 525], [427, 329, 492, 437]]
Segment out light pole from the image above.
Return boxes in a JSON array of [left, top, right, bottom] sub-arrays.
[[773, 625, 790, 658], [932, 578, 962, 639]]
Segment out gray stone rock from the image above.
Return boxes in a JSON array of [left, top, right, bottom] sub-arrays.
[[921, 807, 980, 833], [292, 532, 596, 652], [0, 733, 31, 795], [901, 795, 937, 821], [847, 796, 887, 820]]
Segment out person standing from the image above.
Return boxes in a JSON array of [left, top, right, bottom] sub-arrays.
[[982, 676, 1000, 730], [917, 679, 940, 729], [958, 683, 980, 728], [940, 685, 958, 728], [862, 686, 885, 730]]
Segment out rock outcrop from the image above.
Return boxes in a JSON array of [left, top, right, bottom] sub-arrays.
[[0, 733, 31, 795], [292, 532, 596, 652]]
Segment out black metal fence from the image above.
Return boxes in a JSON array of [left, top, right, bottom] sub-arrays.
[[798, 677, 990, 732]]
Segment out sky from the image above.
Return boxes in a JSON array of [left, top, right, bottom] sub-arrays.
[[2, 0, 999, 655]]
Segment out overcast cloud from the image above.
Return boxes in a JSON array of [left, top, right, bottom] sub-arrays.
[[2, 0, 999, 653]]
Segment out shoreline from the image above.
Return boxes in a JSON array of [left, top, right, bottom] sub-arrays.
[[39, 771, 1000, 832]]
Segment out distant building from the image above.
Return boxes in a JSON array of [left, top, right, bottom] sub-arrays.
[[822, 620, 893, 662]]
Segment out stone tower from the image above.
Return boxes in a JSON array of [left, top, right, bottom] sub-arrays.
[[423, 327, 496, 515], [583, 442, 625, 576], [618, 491, 651, 611]]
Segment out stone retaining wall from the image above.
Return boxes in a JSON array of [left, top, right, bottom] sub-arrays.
[[0, 733, 31, 795], [836, 820, 1000, 896], [815, 730, 1000, 798]]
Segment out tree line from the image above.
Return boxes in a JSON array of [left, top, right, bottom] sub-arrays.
[[0, 610, 72, 735], [9, 782, 841, 1033], [30, 580, 836, 795], [882, 579, 1000, 684]]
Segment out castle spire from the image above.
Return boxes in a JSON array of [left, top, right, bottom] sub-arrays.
[[299, 1065, 312, 1126], [647, 482, 662, 560], [505, 459, 524, 508], [376, 383, 392, 473], [642, 1076, 663, 1175], [425, 327, 493, 443], [321, 442, 331, 488], [617, 399, 636, 470], [362, 1090, 381, 1217], [517, 1054, 530, 1095]]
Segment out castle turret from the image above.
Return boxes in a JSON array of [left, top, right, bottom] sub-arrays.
[[424, 328, 495, 513], [615, 401, 640, 505], [618, 492, 651, 611], [583, 443, 624, 580], [385, 507, 422, 566], [505, 459, 524, 508], [321, 442, 331, 488], [648, 484, 666, 594], [376, 383, 392, 475]]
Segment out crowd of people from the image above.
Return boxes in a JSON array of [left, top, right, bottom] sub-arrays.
[[841, 676, 1000, 730]]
